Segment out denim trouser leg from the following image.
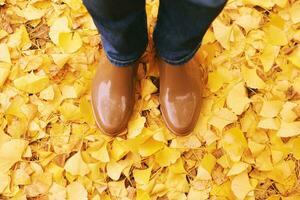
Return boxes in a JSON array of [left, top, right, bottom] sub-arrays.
[[154, 0, 226, 65], [83, 0, 226, 67], [83, 0, 148, 66]]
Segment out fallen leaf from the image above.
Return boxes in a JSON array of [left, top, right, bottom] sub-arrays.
[[0, 139, 28, 173], [67, 181, 88, 200], [277, 121, 300, 137], [0, 43, 11, 64], [64, 152, 90, 176], [155, 146, 180, 167], [242, 66, 265, 89], [13, 73, 49, 94], [133, 167, 151, 185], [226, 82, 250, 115], [49, 17, 70, 45], [265, 25, 288, 46], [58, 32, 82, 53], [222, 127, 247, 162], [212, 19, 232, 49], [227, 162, 249, 176], [260, 44, 280, 72], [231, 172, 253, 199], [260, 100, 282, 118], [288, 46, 300, 68]]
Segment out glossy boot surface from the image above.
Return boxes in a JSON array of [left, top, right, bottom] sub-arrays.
[[159, 57, 203, 136], [91, 55, 136, 136]]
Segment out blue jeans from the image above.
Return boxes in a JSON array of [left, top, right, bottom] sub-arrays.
[[83, 0, 226, 66]]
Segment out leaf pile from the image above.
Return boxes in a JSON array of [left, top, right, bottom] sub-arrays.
[[1, 0, 300, 199]]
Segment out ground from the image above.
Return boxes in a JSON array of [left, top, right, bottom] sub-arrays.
[[0, 0, 300, 199]]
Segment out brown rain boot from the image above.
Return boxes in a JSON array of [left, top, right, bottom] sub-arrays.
[[159, 57, 203, 136], [91, 54, 136, 136]]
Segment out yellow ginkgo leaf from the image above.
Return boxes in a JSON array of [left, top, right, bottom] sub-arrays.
[[226, 82, 250, 115], [292, 138, 300, 160], [67, 181, 88, 200], [7, 25, 31, 50], [248, 139, 265, 156], [289, 1, 300, 24], [260, 44, 280, 72], [277, 121, 300, 137], [231, 172, 253, 200], [227, 162, 249, 176], [0, 173, 10, 193], [0, 62, 10, 87], [196, 153, 216, 180], [64, 152, 90, 176], [127, 115, 146, 138], [0, 139, 28, 173], [208, 108, 238, 131], [260, 100, 282, 118], [288, 46, 300, 68], [138, 138, 164, 157], [79, 97, 94, 125], [280, 102, 297, 122], [13, 73, 49, 94], [90, 143, 110, 163], [258, 118, 280, 130], [59, 102, 81, 121], [133, 167, 152, 185], [49, 183, 67, 200], [136, 189, 151, 200], [235, 12, 261, 33], [0, 43, 11, 64], [49, 17, 70, 45], [24, 172, 52, 197], [13, 168, 30, 185], [154, 146, 180, 167], [242, 66, 265, 89], [61, 85, 77, 99], [39, 85, 55, 100], [211, 181, 235, 199], [22, 5, 46, 20], [58, 32, 82, 53], [169, 158, 186, 174], [265, 25, 288, 46], [106, 161, 126, 181], [269, 13, 285, 29], [212, 19, 232, 49], [273, 0, 288, 8], [111, 139, 130, 161], [51, 54, 71, 68], [243, 0, 274, 8], [63, 0, 81, 10], [222, 127, 247, 162], [141, 78, 157, 99], [207, 71, 224, 92], [256, 148, 273, 171], [108, 180, 128, 198]]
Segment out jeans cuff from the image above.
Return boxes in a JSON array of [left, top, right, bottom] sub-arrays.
[[105, 49, 145, 67], [156, 41, 202, 66]]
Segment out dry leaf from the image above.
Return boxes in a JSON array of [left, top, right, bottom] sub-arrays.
[[64, 152, 90, 176], [0, 139, 28, 172]]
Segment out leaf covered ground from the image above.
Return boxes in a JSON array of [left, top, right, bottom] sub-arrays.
[[1, 0, 300, 199]]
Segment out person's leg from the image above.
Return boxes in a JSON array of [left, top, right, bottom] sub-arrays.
[[154, 0, 226, 65], [83, 0, 147, 136], [83, 0, 147, 66], [156, 0, 226, 136]]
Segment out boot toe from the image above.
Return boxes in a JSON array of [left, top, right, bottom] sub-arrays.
[[91, 96, 131, 136], [160, 93, 200, 136]]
